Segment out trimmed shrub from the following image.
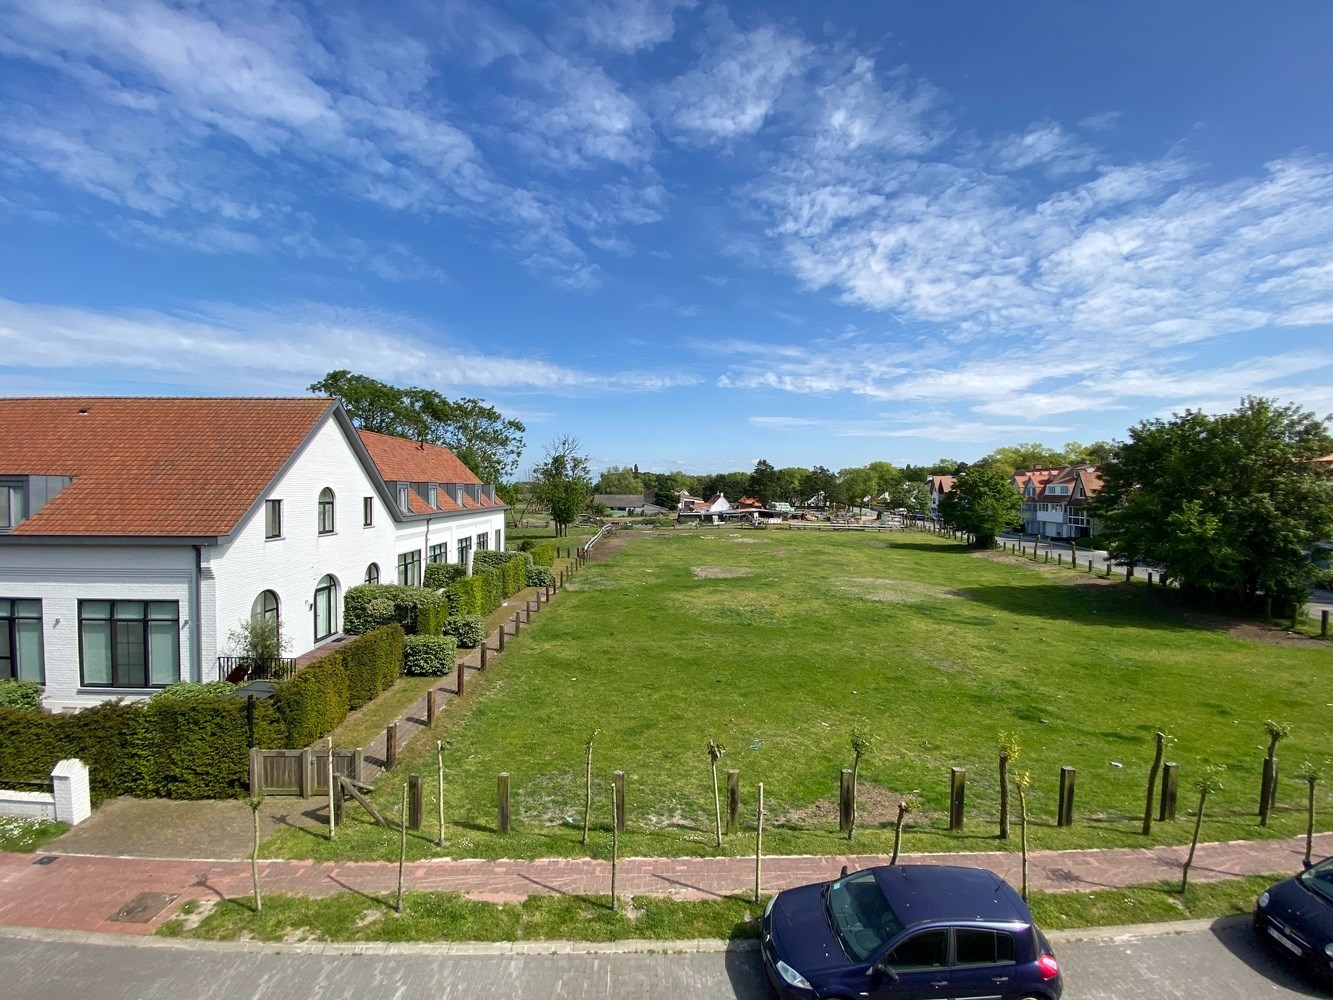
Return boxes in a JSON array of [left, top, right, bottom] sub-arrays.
[[403, 635, 459, 676], [424, 562, 468, 591], [529, 541, 556, 567], [344, 584, 447, 636], [441, 614, 486, 649], [136, 695, 282, 799], [502, 554, 528, 597], [447, 573, 491, 617], [343, 623, 406, 709], [0, 679, 43, 710], [274, 653, 349, 749], [151, 681, 236, 701], [517, 539, 536, 552], [527, 565, 554, 589]]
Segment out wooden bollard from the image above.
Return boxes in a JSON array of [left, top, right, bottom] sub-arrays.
[[1126, 564, 1133, 582], [1159, 762, 1179, 821], [948, 767, 966, 830], [497, 772, 510, 832], [1147, 571, 1154, 585], [408, 773, 423, 830], [1057, 553, 1062, 565], [457, 662, 465, 698], [612, 770, 626, 833], [838, 769, 854, 833], [385, 723, 398, 770], [1044, 550, 1049, 563], [513, 611, 521, 634], [1057, 766, 1076, 827], [480, 642, 488, 670], [426, 689, 436, 725], [333, 778, 345, 824], [1105, 560, 1113, 578], [498, 622, 506, 652], [1087, 559, 1093, 572], [1264, 595, 1273, 619], [726, 769, 740, 835], [1322, 610, 1329, 638]]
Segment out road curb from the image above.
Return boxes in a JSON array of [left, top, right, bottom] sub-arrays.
[[1046, 913, 1250, 944]]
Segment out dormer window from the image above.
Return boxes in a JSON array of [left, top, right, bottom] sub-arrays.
[[397, 484, 410, 511], [318, 488, 335, 534], [1, 482, 25, 530], [428, 484, 439, 508]]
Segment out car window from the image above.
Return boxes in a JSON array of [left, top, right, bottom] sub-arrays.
[[826, 871, 904, 962], [954, 928, 1016, 966], [886, 929, 948, 970], [1300, 858, 1333, 904]]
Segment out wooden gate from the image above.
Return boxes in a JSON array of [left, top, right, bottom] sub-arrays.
[[249, 747, 365, 797]]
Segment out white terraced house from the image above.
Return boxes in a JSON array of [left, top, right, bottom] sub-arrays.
[[0, 397, 505, 711]]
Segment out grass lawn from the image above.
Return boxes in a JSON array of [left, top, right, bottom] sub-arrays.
[[264, 529, 1331, 863], [0, 816, 67, 853], [156, 874, 1278, 943]]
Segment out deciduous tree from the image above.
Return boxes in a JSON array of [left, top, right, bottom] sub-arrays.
[[532, 435, 592, 537], [937, 466, 1022, 546]]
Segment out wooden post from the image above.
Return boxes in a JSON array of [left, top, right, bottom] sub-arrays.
[[1057, 766, 1076, 827], [246, 694, 256, 748], [436, 741, 445, 847], [333, 777, 345, 824], [1159, 762, 1179, 821], [1044, 549, 1049, 563], [727, 769, 740, 835], [497, 772, 511, 833], [948, 767, 966, 830], [354, 747, 364, 782], [1322, 610, 1329, 638], [396, 784, 407, 913], [613, 770, 626, 832], [327, 736, 336, 842], [249, 747, 261, 798], [1143, 731, 1165, 835], [408, 773, 423, 830], [498, 622, 506, 652], [1126, 564, 1133, 582], [1105, 559, 1113, 578], [480, 642, 488, 671], [754, 782, 764, 904], [1057, 553, 1062, 566], [385, 723, 398, 770], [609, 781, 619, 912], [513, 611, 521, 634], [838, 769, 854, 833], [426, 689, 437, 725], [457, 662, 465, 697], [1088, 559, 1093, 572], [298, 746, 311, 797]]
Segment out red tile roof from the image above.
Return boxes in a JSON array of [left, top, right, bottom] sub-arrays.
[[357, 430, 482, 486], [0, 397, 334, 537]]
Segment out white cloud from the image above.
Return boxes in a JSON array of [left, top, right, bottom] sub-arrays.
[[573, 0, 695, 53], [989, 122, 1101, 176]]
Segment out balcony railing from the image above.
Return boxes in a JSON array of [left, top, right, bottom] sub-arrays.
[[218, 656, 297, 684]]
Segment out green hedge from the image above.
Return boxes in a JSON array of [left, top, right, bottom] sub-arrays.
[[403, 635, 459, 676], [0, 679, 43, 709], [344, 584, 447, 636], [441, 614, 485, 648], [342, 623, 406, 709], [424, 563, 467, 591], [273, 624, 404, 746], [527, 565, 554, 589], [529, 541, 557, 567], [474, 551, 529, 598], [447, 573, 492, 617]]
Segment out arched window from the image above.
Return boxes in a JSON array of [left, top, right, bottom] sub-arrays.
[[318, 488, 335, 534], [251, 590, 279, 626], [365, 563, 380, 585], [314, 574, 338, 641]]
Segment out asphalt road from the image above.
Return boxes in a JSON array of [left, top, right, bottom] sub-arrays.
[[0, 919, 1324, 1000]]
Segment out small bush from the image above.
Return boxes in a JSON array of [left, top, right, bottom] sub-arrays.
[[527, 565, 554, 588], [442, 614, 486, 648], [0, 679, 43, 710], [517, 539, 537, 552], [403, 635, 459, 676], [529, 541, 557, 567], [344, 584, 447, 636], [424, 563, 467, 591], [151, 681, 236, 701]]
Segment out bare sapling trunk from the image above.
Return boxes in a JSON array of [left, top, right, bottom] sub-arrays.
[[327, 736, 336, 842], [436, 740, 445, 847], [997, 733, 1020, 840], [582, 730, 599, 846], [1143, 731, 1166, 836], [609, 781, 619, 912], [1181, 767, 1224, 893], [1300, 763, 1319, 866], [708, 740, 725, 847], [890, 795, 918, 865], [1259, 720, 1290, 827], [848, 729, 872, 843], [1014, 773, 1031, 901], [396, 783, 407, 913], [249, 795, 264, 914]]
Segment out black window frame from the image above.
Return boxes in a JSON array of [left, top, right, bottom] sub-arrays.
[[365, 563, 380, 585], [265, 498, 283, 539], [396, 484, 410, 511], [428, 543, 447, 564], [397, 550, 422, 586], [0, 597, 44, 683], [252, 590, 280, 628], [313, 575, 338, 642], [317, 488, 335, 535], [78, 599, 180, 689], [363, 496, 374, 527], [494, 529, 502, 551], [951, 927, 1017, 968], [0, 481, 26, 530], [456, 535, 472, 564], [475, 531, 489, 551], [428, 484, 439, 508]]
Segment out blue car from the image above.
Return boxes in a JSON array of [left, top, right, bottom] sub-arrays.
[[1254, 856, 1333, 988], [761, 864, 1063, 1000]]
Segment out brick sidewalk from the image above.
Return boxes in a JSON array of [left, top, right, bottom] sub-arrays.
[[1, 833, 1325, 937]]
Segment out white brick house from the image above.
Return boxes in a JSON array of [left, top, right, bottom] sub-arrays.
[[0, 397, 505, 711]]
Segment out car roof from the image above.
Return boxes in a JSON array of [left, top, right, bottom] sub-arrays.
[[871, 865, 1031, 928]]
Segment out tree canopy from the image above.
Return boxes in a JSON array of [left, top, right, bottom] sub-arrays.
[[310, 370, 525, 486], [937, 465, 1022, 546], [532, 435, 592, 537], [1089, 397, 1333, 610]]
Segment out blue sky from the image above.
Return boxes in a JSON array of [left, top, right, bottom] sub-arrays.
[[2, 0, 1331, 475]]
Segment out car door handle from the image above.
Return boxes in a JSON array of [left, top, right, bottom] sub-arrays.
[[992, 976, 1009, 983], [930, 981, 948, 988]]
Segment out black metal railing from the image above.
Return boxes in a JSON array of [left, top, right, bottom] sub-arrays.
[[0, 777, 54, 794], [218, 656, 297, 684]]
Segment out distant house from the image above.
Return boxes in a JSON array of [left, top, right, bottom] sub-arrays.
[[594, 493, 666, 515], [926, 475, 955, 515], [0, 397, 505, 710], [677, 493, 733, 523], [1013, 464, 1101, 539]]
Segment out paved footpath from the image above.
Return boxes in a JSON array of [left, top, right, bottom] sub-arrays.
[[1, 833, 1325, 937]]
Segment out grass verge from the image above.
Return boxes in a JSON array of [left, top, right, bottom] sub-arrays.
[[157, 875, 1277, 943], [0, 816, 67, 853]]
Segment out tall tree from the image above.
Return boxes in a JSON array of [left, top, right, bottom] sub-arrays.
[[803, 465, 837, 505], [748, 459, 778, 504], [595, 466, 645, 495], [532, 435, 592, 537], [774, 467, 808, 505], [836, 466, 879, 508], [1090, 397, 1333, 611], [310, 371, 525, 486], [937, 465, 1022, 546]]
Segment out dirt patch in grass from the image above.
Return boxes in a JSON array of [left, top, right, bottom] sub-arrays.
[[836, 577, 957, 603], [927, 657, 969, 673], [692, 565, 756, 579], [777, 783, 933, 831]]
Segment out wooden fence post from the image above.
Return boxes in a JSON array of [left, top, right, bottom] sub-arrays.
[[838, 769, 854, 833], [1159, 762, 1179, 821], [498, 622, 506, 651], [299, 746, 311, 797], [727, 769, 740, 835], [333, 777, 345, 824], [1147, 571, 1154, 585], [754, 782, 764, 904], [1322, 610, 1329, 638], [249, 747, 261, 797], [1126, 564, 1133, 582], [480, 642, 488, 671], [385, 723, 398, 770], [513, 611, 521, 634], [354, 747, 364, 782], [457, 662, 465, 698], [1057, 766, 1076, 827], [426, 689, 437, 725], [408, 773, 423, 830], [497, 772, 510, 833], [613, 770, 626, 833], [949, 767, 966, 830]]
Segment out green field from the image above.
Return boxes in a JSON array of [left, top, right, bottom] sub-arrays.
[[265, 528, 1331, 863]]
